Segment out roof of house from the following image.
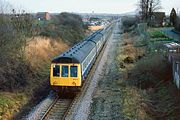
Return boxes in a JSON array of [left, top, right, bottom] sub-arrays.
[[153, 12, 165, 18]]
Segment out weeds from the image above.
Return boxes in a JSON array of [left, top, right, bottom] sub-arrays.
[[117, 33, 145, 70]]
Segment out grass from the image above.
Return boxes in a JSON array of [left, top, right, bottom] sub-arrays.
[[25, 36, 69, 67], [150, 38, 173, 42], [119, 85, 150, 120], [148, 28, 167, 38], [0, 93, 27, 120]]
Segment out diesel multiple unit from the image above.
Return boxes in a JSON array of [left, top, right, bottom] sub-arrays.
[[50, 24, 113, 92]]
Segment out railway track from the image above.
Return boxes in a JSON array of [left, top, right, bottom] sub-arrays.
[[39, 95, 74, 120]]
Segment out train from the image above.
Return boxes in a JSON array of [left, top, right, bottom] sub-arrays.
[[50, 23, 113, 92]]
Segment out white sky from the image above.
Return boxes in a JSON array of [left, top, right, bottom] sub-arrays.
[[6, 0, 180, 14]]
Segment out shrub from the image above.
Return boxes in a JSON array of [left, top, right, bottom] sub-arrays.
[[40, 12, 86, 45], [130, 55, 171, 89], [121, 17, 138, 32], [0, 59, 33, 91]]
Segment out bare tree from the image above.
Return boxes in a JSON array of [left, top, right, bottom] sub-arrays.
[[138, 0, 161, 22], [0, 0, 35, 61]]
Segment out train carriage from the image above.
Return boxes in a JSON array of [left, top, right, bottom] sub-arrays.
[[50, 25, 113, 92]]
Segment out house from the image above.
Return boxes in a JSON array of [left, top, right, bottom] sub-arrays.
[[163, 16, 171, 26], [36, 12, 51, 21], [150, 12, 166, 27]]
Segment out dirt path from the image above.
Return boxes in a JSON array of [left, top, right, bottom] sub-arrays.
[[88, 21, 123, 120]]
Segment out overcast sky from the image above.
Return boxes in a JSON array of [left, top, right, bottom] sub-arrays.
[[6, 0, 180, 14]]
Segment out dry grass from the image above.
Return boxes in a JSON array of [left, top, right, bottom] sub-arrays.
[[88, 26, 104, 31], [25, 37, 69, 67], [120, 86, 150, 120], [0, 92, 27, 120], [117, 34, 145, 70]]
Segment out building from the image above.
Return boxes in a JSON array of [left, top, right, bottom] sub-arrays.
[[168, 53, 180, 89], [165, 42, 180, 89], [150, 12, 166, 27], [36, 12, 51, 21]]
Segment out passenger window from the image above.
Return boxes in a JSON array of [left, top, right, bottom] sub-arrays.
[[70, 66, 78, 77], [53, 65, 60, 77], [62, 66, 69, 77]]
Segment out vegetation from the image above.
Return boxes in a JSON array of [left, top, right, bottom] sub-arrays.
[[148, 30, 167, 38], [0, 1, 87, 119], [146, 28, 174, 53], [40, 12, 87, 45], [170, 8, 177, 26], [169, 8, 180, 32], [121, 17, 138, 33], [117, 33, 145, 70], [117, 21, 180, 119]]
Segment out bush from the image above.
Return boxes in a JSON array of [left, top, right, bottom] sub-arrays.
[[129, 55, 171, 89], [39, 12, 86, 45], [121, 17, 138, 33], [0, 59, 34, 91], [0, 10, 36, 92]]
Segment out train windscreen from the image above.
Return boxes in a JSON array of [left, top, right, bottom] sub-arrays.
[[53, 65, 60, 77], [62, 65, 69, 77], [70, 66, 78, 77]]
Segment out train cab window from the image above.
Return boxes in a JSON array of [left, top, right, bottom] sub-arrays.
[[70, 66, 78, 77], [62, 66, 69, 77], [53, 65, 60, 77]]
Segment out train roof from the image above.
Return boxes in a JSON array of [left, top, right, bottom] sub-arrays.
[[52, 41, 95, 63], [52, 29, 105, 63]]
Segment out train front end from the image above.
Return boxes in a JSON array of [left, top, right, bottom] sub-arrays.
[[50, 55, 83, 92], [50, 63, 81, 87]]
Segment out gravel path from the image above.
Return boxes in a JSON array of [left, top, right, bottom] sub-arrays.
[[88, 21, 123, 120], [68, 21, 123, 120]]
